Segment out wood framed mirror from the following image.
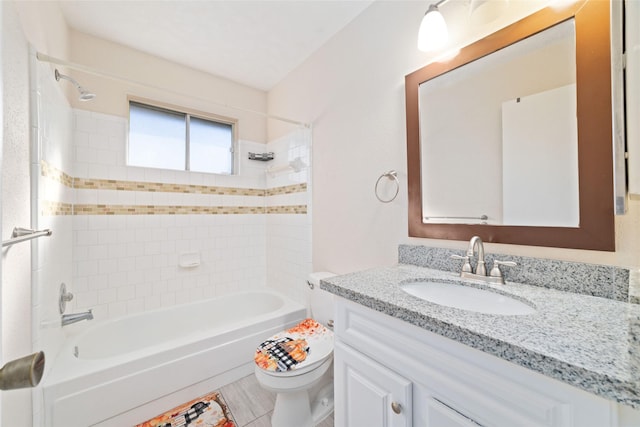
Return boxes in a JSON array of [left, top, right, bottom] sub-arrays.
[[405, 0, 615, 251]]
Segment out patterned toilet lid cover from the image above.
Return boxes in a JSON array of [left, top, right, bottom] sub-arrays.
[[254, 318, 333, 372]]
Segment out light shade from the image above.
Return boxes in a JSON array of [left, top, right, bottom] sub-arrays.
[[417, 4, 449, 52], [470, 0, 509, 26]]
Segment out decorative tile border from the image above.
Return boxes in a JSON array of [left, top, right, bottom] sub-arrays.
[[70, 204, 306, 215], [266, 205, 307, 214], [41, 161, 308, 215], [73, 204, 266, 215], [41, 162, 74, 187], [74, 178, 266, 196], [43, 201, 307, 216], [266, 183, 307, 196], [42, 201, 73, 216]]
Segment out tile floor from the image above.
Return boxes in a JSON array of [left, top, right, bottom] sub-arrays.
[[220, 373, 334, 427]]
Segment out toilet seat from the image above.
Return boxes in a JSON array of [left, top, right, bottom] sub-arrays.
[[254, 356, 333, 392], [254, 318, 333, 377]]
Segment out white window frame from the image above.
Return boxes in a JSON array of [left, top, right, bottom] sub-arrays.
[[127, 97, 238, 174]]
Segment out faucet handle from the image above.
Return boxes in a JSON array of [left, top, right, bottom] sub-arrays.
[[490, 260, 517, 280], [451, 254, 472, 273], [59, 283, 74, 315]]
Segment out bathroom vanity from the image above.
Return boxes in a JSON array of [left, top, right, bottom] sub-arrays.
[[326, 0, 635, 423], [321, 246, 640, 427]]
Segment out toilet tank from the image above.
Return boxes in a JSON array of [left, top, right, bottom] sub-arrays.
[[307, 272, 336, 327]]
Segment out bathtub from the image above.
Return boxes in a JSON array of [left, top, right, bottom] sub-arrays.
[[41, 290, 306, 427]]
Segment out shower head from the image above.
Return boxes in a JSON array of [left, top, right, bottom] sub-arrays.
[[77, 87, 96, 102], [54, 69, 96, 101]]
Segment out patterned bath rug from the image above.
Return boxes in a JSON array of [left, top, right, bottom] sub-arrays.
[[135, 390, 236, 427]]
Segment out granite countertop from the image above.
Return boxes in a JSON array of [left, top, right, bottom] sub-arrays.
[[321, 264, 640, 409]]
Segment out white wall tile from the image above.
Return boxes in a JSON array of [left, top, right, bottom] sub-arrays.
[[75, 290, 98, 308], [117, 285, 135, 301], [76, 229, 98, 246], [98, 288, 117, 304], [75, 111, 97, 133], [88, 133, 109, 149], [64, 112, 311, 321], [108, 301, 127, 318], [75, 131, 89, 148]]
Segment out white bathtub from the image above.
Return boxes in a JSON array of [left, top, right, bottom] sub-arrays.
[[41, 290, 306, 427]]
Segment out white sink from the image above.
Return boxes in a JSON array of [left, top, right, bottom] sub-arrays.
[[400, 280, 536, 315]]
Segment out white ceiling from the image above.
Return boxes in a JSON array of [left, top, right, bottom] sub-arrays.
[[57, 0, 374, 91]]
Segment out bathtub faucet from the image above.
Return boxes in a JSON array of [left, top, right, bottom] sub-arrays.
[[61, 309, 93, 327]]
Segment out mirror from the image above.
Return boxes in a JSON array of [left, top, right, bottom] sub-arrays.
[[420, 20, 578, 227], [405, 0, 615, 251]]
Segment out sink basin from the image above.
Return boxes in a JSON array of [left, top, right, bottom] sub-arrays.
[[400, 280, 536, 315]]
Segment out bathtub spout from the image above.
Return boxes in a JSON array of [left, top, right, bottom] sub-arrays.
[[61, 309, 93, 327]]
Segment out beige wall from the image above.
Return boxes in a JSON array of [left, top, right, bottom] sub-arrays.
[[13, 1, 69, 60], [16, 1, 269, 144], [67, 30, 268, 143], [269, 0, 640, 273]]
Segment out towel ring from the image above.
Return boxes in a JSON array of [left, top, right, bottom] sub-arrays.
[[375, 170, 399, 203]]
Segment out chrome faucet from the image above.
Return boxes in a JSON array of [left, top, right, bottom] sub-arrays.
[[451, 236, 517, 284], [61, 309, 93, 327], [467, 236, 486, 276]]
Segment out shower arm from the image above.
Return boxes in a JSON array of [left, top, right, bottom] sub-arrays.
[[55, 69, 81, 90], [54, 68, 96, 101]]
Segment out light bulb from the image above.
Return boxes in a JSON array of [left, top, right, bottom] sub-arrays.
[[417, 5, 449, 52]]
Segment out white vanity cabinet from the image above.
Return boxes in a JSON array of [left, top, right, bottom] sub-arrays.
[[333, 298, 627, 427], [335, 340, 412, 427]]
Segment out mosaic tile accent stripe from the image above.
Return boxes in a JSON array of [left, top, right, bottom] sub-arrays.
[[70, 204, 306, 215], [266, 183, 307, 196], [42, 201, 73, 216], [41, 162, 74, 187], [73, 178, 266, 196], [41, 161, 308, 215], [266, 205, 307, 214], [73, 204, 264, 215]]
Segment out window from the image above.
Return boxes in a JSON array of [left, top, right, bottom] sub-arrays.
[[128, 101, 235, 174]]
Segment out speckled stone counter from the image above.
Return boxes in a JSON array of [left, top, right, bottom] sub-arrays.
[[320, 263, 640, 409]]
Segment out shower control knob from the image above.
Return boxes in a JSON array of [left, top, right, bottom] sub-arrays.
[[59, 283, 74, 314]]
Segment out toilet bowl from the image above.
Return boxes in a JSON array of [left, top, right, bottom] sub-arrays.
[[254, 272, 336, 427]]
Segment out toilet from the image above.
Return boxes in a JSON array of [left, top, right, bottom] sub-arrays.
[[254, 272, 336, 427]]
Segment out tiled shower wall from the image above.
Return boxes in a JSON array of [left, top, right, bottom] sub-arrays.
[[36, 75, 311, 325], [61, 111, 311, 320], [265, 129, 312, 303]]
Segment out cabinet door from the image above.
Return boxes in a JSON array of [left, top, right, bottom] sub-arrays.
[[334, 341, 412, 427], [425, 397, 485, 427]]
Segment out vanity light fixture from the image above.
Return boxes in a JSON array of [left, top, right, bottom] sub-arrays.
[[417, 1, 449, 52], [418, 0, 510, 52], [469, 0, 509, 26]]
